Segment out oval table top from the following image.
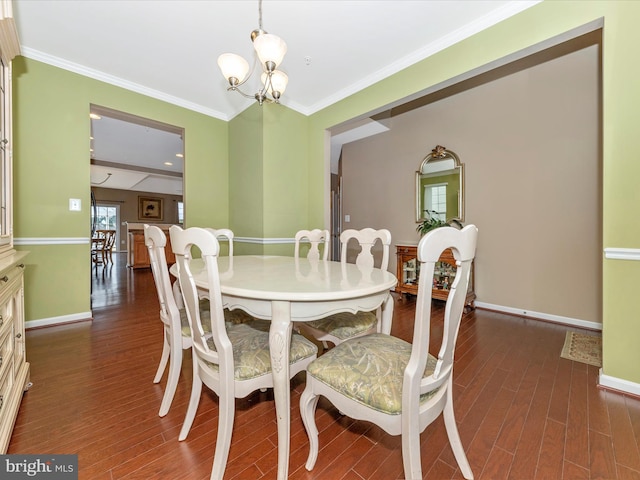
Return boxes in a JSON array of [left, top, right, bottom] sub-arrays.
[[171, 255, 398, 302]]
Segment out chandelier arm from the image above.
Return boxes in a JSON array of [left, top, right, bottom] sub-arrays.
[[226, 85, 257, 100]]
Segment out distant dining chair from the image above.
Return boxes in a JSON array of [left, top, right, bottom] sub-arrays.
[[144, 224, 210, 417], [91, 229, 116, 265], [300, 225, 478, 480], [297, 228, 392, 348], [103, 230, 116, 263], [294, 229, 330, 261], [169, 225, 318, 480], [205, 227, 234, 257], [203, 227, 257, 325]]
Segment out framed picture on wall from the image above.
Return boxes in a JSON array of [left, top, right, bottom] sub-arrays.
[[138, 196, 163, 221]]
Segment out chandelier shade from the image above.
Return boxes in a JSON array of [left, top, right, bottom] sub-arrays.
[[253, 33, 287, 71], [217, 53, 250, 86], [216, 0, 288, 105], [261, 70, 288, 98]]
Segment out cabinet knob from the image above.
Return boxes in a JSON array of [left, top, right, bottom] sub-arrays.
[[0, 276, 7, 283], [15, 333, 21, 339]]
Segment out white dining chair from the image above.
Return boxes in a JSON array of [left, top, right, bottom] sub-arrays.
[[203, 227, 259, 325], [300, 225, 478, 480], [297, 228, 392, 348], [294, 229, 330, 261], [169, 225, 318, 480], [144, 224, 210, 417], [205, 227, 234, 257]]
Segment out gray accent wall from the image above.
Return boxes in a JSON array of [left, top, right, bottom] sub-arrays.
[[341, 44, 600, 325]]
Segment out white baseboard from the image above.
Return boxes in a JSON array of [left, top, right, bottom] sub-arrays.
[[599, 370, 640, 397], [474, 301, 602, 331], [26, 311, 92, 329]]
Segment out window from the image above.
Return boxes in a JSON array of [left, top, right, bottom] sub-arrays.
[[424, 184, 447, 221], [92, 204, 120, 250], [177, 201, 184, 224]]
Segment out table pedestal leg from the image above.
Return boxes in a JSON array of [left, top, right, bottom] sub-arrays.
[[270, 300, 292, 480]]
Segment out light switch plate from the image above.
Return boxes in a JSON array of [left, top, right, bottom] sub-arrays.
[[69, 198, 81, 211]]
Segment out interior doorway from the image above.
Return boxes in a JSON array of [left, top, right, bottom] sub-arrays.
[[89, 105, 185, 307]]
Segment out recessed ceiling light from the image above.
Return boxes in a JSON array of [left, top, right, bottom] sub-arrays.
[[175, 153, 184, 158], [164, 162, 173, 166], [89, 113, 101, 120]]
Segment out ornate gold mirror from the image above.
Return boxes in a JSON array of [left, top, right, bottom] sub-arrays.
[[416, 145, 464, 223]]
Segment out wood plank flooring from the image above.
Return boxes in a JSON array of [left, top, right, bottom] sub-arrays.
[[8, 252, 640, 479]]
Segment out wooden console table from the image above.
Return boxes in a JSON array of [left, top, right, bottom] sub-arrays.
[[395, 243, 475, 310]]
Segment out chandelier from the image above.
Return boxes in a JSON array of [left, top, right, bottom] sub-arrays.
[[217, 0, 288, 105]]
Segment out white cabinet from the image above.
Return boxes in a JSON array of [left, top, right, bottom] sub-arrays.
[[0, 251, 29, 453], [0, 1, 26, 453]]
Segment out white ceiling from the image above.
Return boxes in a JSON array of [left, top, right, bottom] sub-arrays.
[[13, 0, 539, 195], [90, 113, 185, 195]]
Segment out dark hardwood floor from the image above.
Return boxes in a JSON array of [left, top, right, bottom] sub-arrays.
[[8, 252, 640, 479]]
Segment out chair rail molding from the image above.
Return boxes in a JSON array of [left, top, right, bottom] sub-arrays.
[[235, 237, 295, 245], [604, 247, 640, 261], [14, 237, 90, 245]]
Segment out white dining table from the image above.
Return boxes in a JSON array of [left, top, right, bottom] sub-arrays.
[[171, 255, 397, 479]]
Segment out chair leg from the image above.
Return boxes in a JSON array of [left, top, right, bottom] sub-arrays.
[[210, 392, 235, 480], [158, 340, 182, 417], [179, 356, 203, 441], [154, 332, 171, 384], [299, 383, 320, 471], [401, 408, 423, 480], [443, 383, 474, 480]]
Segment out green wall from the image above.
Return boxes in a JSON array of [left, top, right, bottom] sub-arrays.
[[228, 102, 308, 256], [13, 57, 229, 321]]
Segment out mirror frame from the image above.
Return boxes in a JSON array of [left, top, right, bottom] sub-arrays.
[[415, 145, 464, 223]]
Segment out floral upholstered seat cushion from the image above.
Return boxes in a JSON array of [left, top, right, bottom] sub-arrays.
[[304, 311, 377, 340], [307, 333, 438, 415], [204, 321, 318, 381], [223, 307, 260, 325], [179, 299, 212, 336]]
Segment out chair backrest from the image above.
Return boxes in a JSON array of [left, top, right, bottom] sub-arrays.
[[170, 225, 230, 370], [144, 225, 181, 328], [205, 228, 234, 257], [294, 229, 330, 261], [104, 230, 116, 249], [408, 225, 478, 403], [340, 228, 391, 270]]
